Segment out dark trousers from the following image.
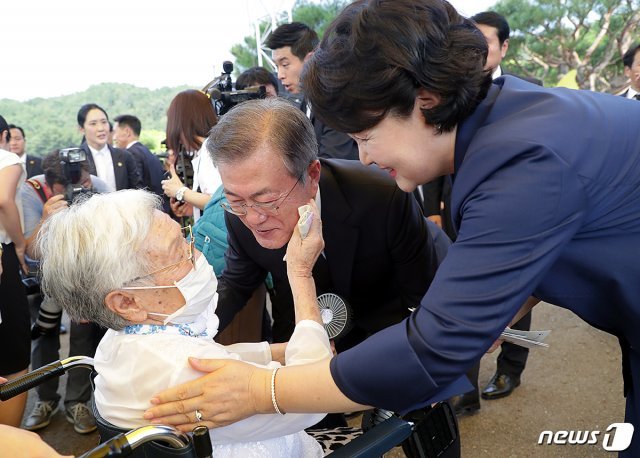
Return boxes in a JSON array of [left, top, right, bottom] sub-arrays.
[[29, 295, 104, 406], [464, 311, 532, 395]]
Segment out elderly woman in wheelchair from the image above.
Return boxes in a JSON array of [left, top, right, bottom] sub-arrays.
[[36, 189, 332, 457]]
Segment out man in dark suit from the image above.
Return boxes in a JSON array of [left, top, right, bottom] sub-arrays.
[[209, 98, 439, 352], [112, 114, 165, 197], [76, 103, 142, 191], [266, 22, 360, 161], [7, 125, 43, 178], [622, 44, 640, 100]]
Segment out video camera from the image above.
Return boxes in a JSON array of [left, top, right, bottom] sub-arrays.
[[59, 147, 94, 203], [202, 61, 267, 116]]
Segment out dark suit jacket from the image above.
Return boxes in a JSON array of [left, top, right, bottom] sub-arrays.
[[127, 141, 165, 196], [217, 158, 439, 350], [25, 155, 43, 178], [330, 77, 640, 420], [300, 99, 360, 160], [80, 142, 142, 190]]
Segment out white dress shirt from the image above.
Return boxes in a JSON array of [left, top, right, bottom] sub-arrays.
[[94, 300, 329, 457], [88, 144, 117, 191], [626, 87, 639, 100]]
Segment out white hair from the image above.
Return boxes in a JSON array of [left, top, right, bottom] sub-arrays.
[[38, 190, 161, 330]]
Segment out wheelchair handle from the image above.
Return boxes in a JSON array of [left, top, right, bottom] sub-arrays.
[[0, 356, 94, 401], [79, 425, 191, 458]]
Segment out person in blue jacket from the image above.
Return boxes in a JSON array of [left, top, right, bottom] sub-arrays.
[[143, 1, 640, 454]]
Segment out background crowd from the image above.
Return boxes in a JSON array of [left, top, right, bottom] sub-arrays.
[[1, 3, 640, 456]]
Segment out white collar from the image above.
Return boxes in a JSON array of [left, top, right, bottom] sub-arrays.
[[492, 65, 503, 80], [88, 143, 110, 156]]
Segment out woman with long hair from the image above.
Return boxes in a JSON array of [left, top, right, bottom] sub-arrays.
[[162, 89, 221, 222]]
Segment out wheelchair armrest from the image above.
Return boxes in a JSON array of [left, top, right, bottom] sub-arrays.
[[326, 416, 413, 457]]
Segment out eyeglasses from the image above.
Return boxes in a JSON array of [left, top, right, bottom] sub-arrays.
[[220, 177, 301, 217], [122, 226, 194, 287]]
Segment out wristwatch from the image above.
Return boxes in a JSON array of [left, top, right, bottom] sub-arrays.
[[175, 186, 189, 202]]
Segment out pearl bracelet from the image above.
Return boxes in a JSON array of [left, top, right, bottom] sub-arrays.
[[271, 367, 285, 415]]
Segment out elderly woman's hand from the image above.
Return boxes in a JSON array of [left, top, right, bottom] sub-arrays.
[[143, 358, 272, 431], [285, 199, 324, 280], [161, 164, 185, 199]]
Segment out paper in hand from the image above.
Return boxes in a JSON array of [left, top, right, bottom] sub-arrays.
[[500, 327, 551, 349], [297, 204, 313, 240]]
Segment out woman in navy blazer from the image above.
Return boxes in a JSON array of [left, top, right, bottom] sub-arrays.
[[144, 1, 640, 454]]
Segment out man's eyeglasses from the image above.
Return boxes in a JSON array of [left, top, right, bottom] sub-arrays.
[[220, 177, 301, 217], [122, 226, 194, 287]]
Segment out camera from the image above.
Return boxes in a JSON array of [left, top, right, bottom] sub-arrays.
[[59, 147, 94, 203], [202, 61, 267, 116]]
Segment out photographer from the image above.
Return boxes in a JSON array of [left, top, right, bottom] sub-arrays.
[[21, 149, 112, 435]]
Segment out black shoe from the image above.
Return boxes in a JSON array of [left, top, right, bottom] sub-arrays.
[[450, 391, 480, 416], [481, 372, 520, 400]]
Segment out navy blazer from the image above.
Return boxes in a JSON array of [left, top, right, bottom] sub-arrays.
[[80, 142, 142, 190], [25, 155, 43, 178], [331, 77, 640, 418], [127, 141, 165, 196], [216, 158, 439, 350]]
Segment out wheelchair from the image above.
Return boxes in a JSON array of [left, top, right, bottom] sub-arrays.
[[1, 356, 459, 457]]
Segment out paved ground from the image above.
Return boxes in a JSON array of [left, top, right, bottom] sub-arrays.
[[23, 301, 625, 457]]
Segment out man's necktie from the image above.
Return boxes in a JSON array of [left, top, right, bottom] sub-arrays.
[[634, 93, 640, 101]]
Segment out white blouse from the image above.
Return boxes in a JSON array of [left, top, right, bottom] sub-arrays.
[[191, 138, 222, 222], [0, 149, 25, 244], [94, 317, 330, 457]]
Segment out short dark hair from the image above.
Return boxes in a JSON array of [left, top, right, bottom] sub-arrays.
[[42, 149, 90, 188], [472, 11, 510, 44], [265, 22, 319, 60], [302, 0, 491, 134], [77, 103, 109, 127], [623, 44, 640, 68], [236, 67, 279, 94], [113, 114, 142, 136], [7, 124, 25, 139]]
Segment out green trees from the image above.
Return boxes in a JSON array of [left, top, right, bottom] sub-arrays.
[[494, 0, 640, 92], [230, 0, 348, 73], [1, 83, 187, 156]]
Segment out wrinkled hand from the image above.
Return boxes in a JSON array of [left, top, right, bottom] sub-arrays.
[[144, 358, 270, 432], [161, 164, 184, 198], [170, 198, 193, 218], [285, 199, 324, 279], [269, 342, 287, 365], [42, 194, 68, 221]]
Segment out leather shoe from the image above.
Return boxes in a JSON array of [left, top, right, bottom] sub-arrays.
[[450, 390, 480, 416], [481, 372, 520, 400]]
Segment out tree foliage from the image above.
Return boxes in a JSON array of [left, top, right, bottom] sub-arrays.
[[1, 83, 189, 156], [494, 0, 640, 92], [231, 0, 349, 73]]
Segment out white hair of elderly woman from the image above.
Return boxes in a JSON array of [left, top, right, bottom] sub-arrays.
[[37, 189, 162, 330]]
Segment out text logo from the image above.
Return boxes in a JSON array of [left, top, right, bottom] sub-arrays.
[[538, 423, 634, 451]]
